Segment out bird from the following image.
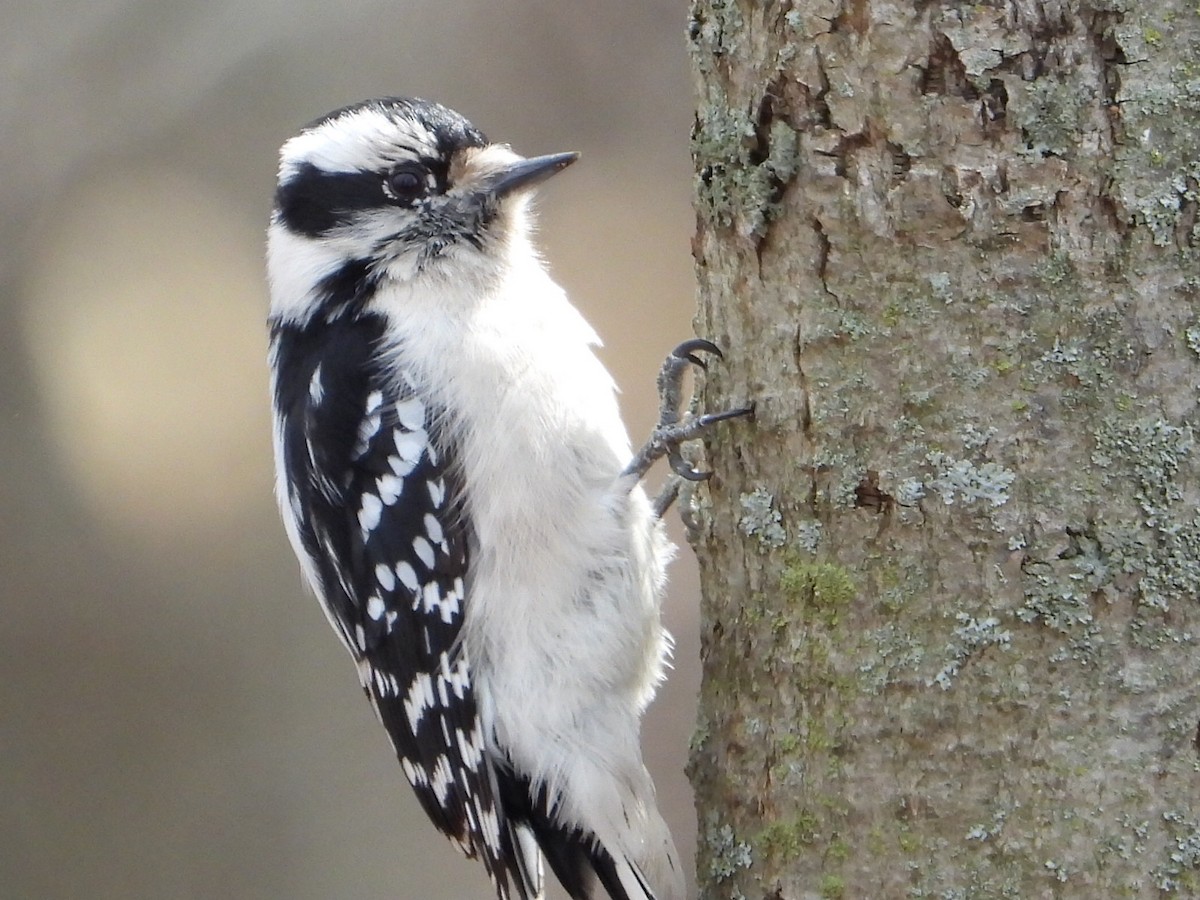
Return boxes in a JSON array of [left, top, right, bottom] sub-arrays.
[[266, 96, 747, 900]]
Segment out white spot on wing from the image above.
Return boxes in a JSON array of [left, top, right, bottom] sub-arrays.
[[403, 672, 435, 733], [430, 755, 453, 805], [400, 756, 427, 786], [358, 493, 383, 539], [442, 654, 469, 698], [456, 726, 484, 769], [413, 536, 435, 569], [480, 806, 501, 852], [354, 409, 382, 457], [439, 587, 460, 623], [388, 454, 416, 478], [427, 478, 445, 508], [376, 473, 403, 505], [395, 561, 419, 593], [436, 672, 450, 706], [395, 397, 425, 430], [375, 564, 396, 592], [422, 582, 442, 616], [424, 513, 444, 544], [367, 594, 386, 620], [393, 428, 425, 463]]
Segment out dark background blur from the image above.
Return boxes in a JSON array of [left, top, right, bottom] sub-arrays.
[[1, 3, 706, 899]]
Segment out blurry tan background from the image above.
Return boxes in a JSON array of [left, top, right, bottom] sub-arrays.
[[1, 2, 705, 898]]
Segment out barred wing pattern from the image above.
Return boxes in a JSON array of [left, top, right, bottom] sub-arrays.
[[271, 313, 541, 899]]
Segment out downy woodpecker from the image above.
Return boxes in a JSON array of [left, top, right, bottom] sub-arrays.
[[267, 97, 746, 900]]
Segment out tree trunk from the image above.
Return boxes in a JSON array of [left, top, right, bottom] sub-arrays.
[[686, 1, 1200, 897]]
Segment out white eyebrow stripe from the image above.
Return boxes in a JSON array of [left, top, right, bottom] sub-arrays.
[[279, 108, 440, 178]]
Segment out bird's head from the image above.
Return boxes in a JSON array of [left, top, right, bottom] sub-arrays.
[[268, 97, 576, 321]]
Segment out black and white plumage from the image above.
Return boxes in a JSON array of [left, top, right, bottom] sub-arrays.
[[267, 97, 721, 900]]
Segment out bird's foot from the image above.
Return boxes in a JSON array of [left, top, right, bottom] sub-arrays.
[[623, 339, 752, 516]]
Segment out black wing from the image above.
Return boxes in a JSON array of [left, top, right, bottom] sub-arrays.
[[271, 313, 540, 899]]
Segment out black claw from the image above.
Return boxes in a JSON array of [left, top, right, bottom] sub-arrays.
[[672, 338, 723, 357], [698, 403, 755, 428], [669, 447, 713, 481], [672, 338, 723, 369]]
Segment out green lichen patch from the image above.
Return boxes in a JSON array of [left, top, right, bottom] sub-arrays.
[[780, 560, 857, 620], [819, 874, 846, 899], [757, 812, 820, 861]]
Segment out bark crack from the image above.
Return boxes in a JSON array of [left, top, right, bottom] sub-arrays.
[[812, 215, 836, 300]]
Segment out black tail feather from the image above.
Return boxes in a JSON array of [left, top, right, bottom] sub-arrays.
[[496, 769, 654, 900]]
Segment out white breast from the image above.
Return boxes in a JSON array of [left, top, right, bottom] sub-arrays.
[[370, 237, 672, 749]]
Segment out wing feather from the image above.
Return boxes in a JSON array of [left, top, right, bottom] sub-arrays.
[[271, 314, 541, 899]]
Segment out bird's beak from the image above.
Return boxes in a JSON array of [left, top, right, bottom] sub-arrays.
[[484, 152, 579, 199]]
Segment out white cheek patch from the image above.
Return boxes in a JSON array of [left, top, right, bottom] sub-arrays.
[[267, 224, 346, 323]]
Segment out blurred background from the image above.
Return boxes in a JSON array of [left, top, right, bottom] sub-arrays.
[[1, 2, 705, 898]]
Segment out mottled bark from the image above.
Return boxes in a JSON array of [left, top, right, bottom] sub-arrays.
[[687, 1, 1200, 897]]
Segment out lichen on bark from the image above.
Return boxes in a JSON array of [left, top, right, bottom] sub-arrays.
[[687, 1, 1200, 897]]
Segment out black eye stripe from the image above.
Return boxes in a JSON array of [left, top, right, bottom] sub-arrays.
[[276, 163, 387, 237], [277, 152, 459, 237]]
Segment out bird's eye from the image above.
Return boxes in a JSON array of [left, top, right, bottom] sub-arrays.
[[385, 165, 428, 203]]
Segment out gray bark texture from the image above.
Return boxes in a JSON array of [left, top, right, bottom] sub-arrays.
[[685, 1, 1200, 898]]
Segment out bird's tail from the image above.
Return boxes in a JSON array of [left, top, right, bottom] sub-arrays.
[[507, 821, 545, 900], [525, 811, 656, 900], [498, 771, 683, 900]]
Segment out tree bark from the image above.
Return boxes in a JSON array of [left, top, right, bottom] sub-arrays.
[[687, 1, 1200, 897]]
